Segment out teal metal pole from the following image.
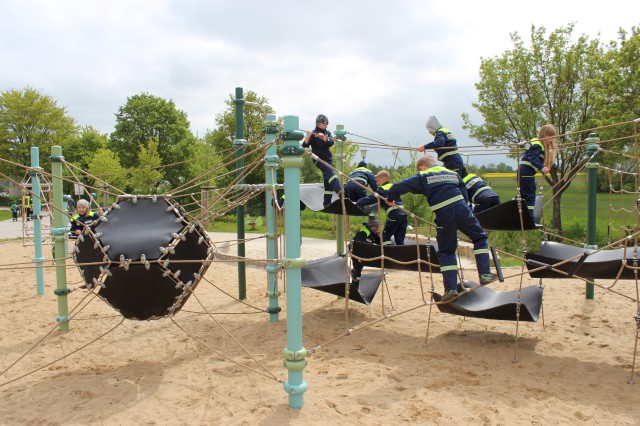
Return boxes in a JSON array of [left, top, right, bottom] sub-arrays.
[[30, 147, 45, 296], [50, 146, 69, 331], [264, 114, 281, 321], [585, 134, 600, 300], [234, 87, 247, 300], [279, 115, 307, 408], [334, 125, 346, 256]]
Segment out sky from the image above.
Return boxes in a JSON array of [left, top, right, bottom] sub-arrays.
[[1, 0, 638, 168]]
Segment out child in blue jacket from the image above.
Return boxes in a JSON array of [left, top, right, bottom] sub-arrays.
[[345, 161, 379, 203], [356, 170, 407, 245], [302, 114, 342, 207], [518, 124, 557, 216], [386, 155, 497, 302], [418, 115, 467, 178], [463, 173, 501, 214]]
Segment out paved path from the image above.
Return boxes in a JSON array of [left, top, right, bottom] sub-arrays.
[[0, 218, 25, 240]]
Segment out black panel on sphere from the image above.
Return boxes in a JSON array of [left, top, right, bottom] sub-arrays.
[[74, 233, 108, 286], [170, 229, 209, 282], [97, 198, 182, 260], [98, 264, 182, 320], [475, 200, 538, 231]]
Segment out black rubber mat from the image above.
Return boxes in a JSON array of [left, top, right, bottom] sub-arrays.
[[476, 200, 539, 231], [433, 280, 544, 322], [301, 255, 382, 305], [526, 241, 637, 279], [299, 183, 368, 216], [351, 240, 440, 272]]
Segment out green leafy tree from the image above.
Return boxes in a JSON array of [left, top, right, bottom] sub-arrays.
[[463, 24, 605, 232], [110, 93, 195, 189], [129, 139, 163, 194], [592, 26, 640, 186], [209, 90, 276, 187], [87, 148, 128, 191], [0, 87, 77, 179], [61, 126, 109, 192]]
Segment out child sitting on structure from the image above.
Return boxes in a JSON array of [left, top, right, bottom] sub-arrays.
[[386, 155, 497, 302], [356, 170, 407, 245], [350, 216, 381, 283], [463, 173, 501, 214], [417, 115, 467, 178], [345, 161, 378, 203], [70, 199, 99, 236]]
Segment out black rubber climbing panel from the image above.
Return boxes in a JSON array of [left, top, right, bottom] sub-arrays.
[[299, 183, 368, 216], [475, 200, 538, 231], [433, 280, 544, 322], [526, 241, 638, 279], [351, 240, 440, 272], [301, 255, 382, 305]]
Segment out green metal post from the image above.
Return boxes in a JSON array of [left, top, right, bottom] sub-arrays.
[[279, 115, 307, 408], [585, 134, 600, 300], [51, 146, 69, 331], [234, 87, 247, 300], [30, 147, 46, 295], [264, 114, 281, 321], [334, 124, 346, 256]]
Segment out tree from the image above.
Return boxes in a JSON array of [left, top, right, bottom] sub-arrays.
[[209, 90, 276, 188], [591, 26, 640, 180], [110, 93, 195, 189], [61, 126, 109, 191], [129, 139, 163, 194], [463, 24, 605, 233], [0, 87, 77, 179], [86, 148, 128, 191]]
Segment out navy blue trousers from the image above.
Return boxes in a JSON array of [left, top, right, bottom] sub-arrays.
[[435, 202, 490, 292]]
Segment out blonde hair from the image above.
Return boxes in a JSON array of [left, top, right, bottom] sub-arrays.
[[376, 170, 390, 182], [416, 155, 436, 171], [538, 124, 557, 169], [77, 199, 90, 208]]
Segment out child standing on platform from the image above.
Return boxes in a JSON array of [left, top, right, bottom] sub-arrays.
[[518, 124, 557, 217], [302, 114, 342, 207], [418, 115, 467, 178], [386, 155, 497, 302]]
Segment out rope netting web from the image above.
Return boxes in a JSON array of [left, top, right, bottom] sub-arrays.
[[2, 117, 640, 386]]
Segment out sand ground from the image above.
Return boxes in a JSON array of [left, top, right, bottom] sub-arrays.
[[1, 234, 640, 425]]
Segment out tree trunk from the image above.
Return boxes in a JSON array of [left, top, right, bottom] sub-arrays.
[[552, 192, 563, 239]]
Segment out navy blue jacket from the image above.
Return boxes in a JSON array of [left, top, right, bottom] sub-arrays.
[[462, 174, 499, 204], [70, 210, 100, 233], [353, 225, 381, 245], [348, 166, 378, 191], [357, 182, 406, 217], [520, 138, 545, 175], [387, 166, 469, 212], [302, 127, 334, 163], [423, 128, 464, 169]]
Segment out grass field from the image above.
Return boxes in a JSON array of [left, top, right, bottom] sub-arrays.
[[483, 173, 638, 245], [0, 211, 11, 221]]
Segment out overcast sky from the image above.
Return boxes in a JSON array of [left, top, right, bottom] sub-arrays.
[[1, 1, 637, 168]]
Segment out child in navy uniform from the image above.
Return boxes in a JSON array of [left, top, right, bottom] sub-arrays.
[[70, 199, 100, 236], [350, 217, 381, 283], [357, 170, 407, 245], [418, 115, 467, 178], [345, 161, 378, 203], [302, 114, 342, 207], [518, 124, 557, 217], [386, 155, 497, 302], [463, 173, 501, 214]]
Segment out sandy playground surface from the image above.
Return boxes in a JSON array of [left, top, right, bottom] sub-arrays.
[[1, 234, 640, 425]]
